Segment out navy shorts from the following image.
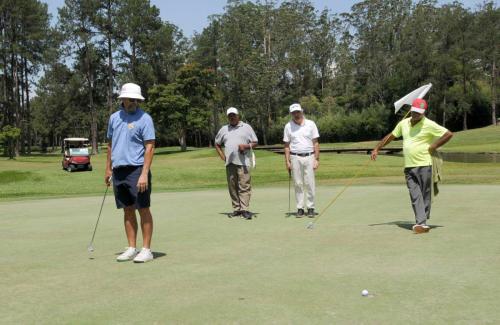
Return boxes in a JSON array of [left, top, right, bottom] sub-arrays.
[[112, 166, 152, 209]]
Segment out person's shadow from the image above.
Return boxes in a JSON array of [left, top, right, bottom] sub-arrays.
[[152, 252, 167, 259], [219, 212, 259, 218], [284, 211, 318, 218], [369, 220, 444, 231]]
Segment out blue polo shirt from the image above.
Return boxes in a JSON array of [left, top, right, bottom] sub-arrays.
[[107, 108, 155, 168]]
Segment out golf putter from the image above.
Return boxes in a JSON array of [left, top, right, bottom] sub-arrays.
[[88, 178, 111, 252], [288, 169, 291, 215], [306, 159, 372, 230]]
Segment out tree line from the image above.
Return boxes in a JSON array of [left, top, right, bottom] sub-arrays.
[[0, 0, 498, 157]]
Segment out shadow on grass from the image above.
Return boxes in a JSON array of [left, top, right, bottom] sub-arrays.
[[285, 211, 318, 218], [368, 220, 444, 231], [62, 169, 93, 173], [17, 153, 61, 157], [155, 149, 195, 156], [219, 212, 260, 218], [0, 170, 43, 183], [152, 252, 167, 259]]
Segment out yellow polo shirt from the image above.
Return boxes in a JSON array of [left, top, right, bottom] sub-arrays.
[[392, 117, 448, 168]]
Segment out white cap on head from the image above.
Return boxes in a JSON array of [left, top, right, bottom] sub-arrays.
[[289, 103, 303, 113], [227, 107, 239, 115], [118, 83, 145, 101]]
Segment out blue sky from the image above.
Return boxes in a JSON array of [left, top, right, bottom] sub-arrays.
[[44, 0, 490, 37]]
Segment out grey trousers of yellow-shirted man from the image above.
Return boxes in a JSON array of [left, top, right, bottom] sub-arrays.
[[226, 163, 252, 211], [404, 166, 432, 225]]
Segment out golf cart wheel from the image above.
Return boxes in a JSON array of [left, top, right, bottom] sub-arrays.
[[67, 166, 74, 173], [87, 165, 93, 171]]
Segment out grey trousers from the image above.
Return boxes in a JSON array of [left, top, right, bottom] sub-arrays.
[[226, 163, 252, 211], [404, 166, 432, 225]]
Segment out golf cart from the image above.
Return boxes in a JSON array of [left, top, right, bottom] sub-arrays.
[[62, 138, 92, 172]]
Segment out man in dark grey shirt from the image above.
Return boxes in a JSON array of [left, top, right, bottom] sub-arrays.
[[215, 107, 258, 219]]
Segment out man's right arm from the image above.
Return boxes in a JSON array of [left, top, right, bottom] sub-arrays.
[[371, 133, 396, 161], [105, 141, 112, 186], [215, 144, 226, 162], [284, 142, 291, 171]]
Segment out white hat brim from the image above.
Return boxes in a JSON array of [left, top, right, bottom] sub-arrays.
[[118, 92, 145, 101], [410, 106, 425, 114]]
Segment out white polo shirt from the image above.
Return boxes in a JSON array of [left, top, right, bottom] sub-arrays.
[[283, 118, 320, 154]]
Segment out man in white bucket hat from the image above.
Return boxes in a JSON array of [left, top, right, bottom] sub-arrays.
[[105, 83, 156, 262], [283, 103, 320, 218]]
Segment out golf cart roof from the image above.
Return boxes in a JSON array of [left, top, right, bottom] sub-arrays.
[[64, 138, 89, 142]]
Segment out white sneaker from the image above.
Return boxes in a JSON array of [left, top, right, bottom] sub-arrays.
[[133, 248, 154, 263], [116, 247, 138, 262]]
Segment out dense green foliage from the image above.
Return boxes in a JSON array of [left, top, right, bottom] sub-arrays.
[[0, 0, 498, 155]]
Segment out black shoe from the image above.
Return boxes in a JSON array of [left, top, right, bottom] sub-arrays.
[[296, 209, 305, 218], [307, 208, 315, 218], [242, 211, 252, 220], [230, 211, 242, 217]]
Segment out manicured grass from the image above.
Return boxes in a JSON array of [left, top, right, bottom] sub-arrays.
[[442, 125, 500, 153], [1, 147, 499, 200], [1, 126, 498, 323], [319, 125, 500, 153], [0, 141, 500, 200], [1, 185, 499, 323], [1, 124, 498, 200]]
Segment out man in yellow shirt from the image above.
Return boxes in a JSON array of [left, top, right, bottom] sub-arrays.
[[371, 99, 453, 234]]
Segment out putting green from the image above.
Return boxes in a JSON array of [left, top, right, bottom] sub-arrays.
[[1, 185, 499, 324]]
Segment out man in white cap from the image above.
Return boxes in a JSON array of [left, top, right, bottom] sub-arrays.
[[283, 103, 320, 217], [215, 107, 258, 220], [105, 83, 156, 262], [371, 98, 453, 234]]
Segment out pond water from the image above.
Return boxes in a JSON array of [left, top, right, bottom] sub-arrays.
[[439, 152, 500, 164]]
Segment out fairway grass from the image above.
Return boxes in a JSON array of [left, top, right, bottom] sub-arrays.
[[1, 146, 500, 201], [1, 185, 499, 324]]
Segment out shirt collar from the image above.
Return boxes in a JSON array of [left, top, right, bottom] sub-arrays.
[[292, 118, 306, 126], [409, 116, 425, 127], [229, 121, 243, 129]]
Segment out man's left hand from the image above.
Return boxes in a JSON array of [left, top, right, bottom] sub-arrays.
[[238, 144, 248, 153], [428, 144, 437, 154], [137, 173, 149, 193], [313, 159, 319, 170]]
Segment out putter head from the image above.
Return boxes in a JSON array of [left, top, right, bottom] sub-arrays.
[[306, 222, 315, 230], [87, 245, 94, 252]]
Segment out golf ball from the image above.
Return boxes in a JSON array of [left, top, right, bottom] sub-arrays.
[[361, 289, 369, 296]]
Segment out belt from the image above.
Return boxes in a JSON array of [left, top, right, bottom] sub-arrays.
[[113, 165, 143, 170], [290, 152, 314, 157]]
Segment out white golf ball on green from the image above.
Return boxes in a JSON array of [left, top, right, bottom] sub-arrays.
[[361, 289, 369, 296]]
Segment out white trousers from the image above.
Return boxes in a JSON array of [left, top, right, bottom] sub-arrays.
[[291, 155, 316, 209]]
